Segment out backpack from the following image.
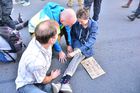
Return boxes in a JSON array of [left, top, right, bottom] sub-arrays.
[[0, 26, 25, 63]]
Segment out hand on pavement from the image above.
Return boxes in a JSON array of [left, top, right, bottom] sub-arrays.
[[59, 51, 67, 63]]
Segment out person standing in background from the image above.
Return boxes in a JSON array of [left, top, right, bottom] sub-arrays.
[[122, 0, 133, 8], [127, 1, 140, 21], [84, 0, 102, 21], [67, 0, 83, 8]]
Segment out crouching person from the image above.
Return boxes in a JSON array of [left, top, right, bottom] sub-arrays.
[[15, 20, 61, 93], [52, 8, 98, 93]]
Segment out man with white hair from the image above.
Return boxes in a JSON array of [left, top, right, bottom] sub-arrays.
[[28, 2, 77, 63]]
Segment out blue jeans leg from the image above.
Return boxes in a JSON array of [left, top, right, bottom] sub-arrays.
[[17, 84, 52, 93], [135, 2, 140, 15]]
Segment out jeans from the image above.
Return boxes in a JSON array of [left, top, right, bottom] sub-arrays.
[[84, 0, 102, 21], [63, 52, 85, 76], [135, 1, 140, 15], [17, 84, 53, 93]]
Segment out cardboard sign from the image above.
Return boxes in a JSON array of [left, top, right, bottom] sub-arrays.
[[81, 57, 105, 79]]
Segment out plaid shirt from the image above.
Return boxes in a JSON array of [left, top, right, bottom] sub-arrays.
[[15, 37, 52, 89]]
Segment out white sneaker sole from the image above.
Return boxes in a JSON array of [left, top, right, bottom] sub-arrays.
[[52, 83, 61, 93]]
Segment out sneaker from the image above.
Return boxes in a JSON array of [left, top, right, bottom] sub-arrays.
[[17, 0, 26, 4], [16, 23, 24, 30], [121, 4, 129, 8], [60, 83, 72, 93], [23, 20, 29, 27], [127, 14, 136, 21], [52, 83, 61, 93], [60, 75, 71, 84], [137, 14, 140, 19], [22, 1, 30, 6], [18, 13, 23, 23], [15, 20, 28, 30]]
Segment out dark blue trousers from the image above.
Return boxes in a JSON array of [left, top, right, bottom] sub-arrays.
[[135, 1, 140, 16]]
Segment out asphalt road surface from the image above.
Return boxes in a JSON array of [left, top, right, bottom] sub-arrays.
[[0, 0, 140, 93]]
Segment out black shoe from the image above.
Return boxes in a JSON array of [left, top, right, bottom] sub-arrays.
[[15, 20, 29, 30], [16, 24, 24, 30], [23, 20, 28, 27], [59, 91, 64, 93], [60, 75, 71, 84], [121, 4, 129, 8], [18, 13, 23, 23], [137, 14, 140, 19], [127, 14, 136, 21]]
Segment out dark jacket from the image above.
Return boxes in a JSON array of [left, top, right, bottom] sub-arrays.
[[71, 19, 98, 57]]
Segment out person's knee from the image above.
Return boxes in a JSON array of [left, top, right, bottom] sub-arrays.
[[43, 84, 53, 93], [74, 52, 83, 58]]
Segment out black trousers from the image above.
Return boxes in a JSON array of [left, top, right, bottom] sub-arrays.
[[84, 0, 102, 21], [0, 0, 16, 29]]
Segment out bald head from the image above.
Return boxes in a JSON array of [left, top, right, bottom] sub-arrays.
[[60, 8, 77, 27], [35, 20, 59, 44]]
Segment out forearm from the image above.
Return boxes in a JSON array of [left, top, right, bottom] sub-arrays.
[[42, 75, 53, 84], [53, 40, 62, 52]]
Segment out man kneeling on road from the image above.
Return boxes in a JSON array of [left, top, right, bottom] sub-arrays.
[[28, 2, 77, 63], [15, 20, 61, 93]]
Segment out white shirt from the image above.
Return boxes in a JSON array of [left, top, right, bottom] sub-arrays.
[[15, 37, 52, 89]]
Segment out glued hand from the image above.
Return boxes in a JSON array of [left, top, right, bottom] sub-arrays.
[[59, 51, 67, 63]]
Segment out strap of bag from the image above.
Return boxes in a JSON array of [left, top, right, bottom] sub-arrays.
[[0, 33, 17, 53], [2, 50, 16, 62]]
